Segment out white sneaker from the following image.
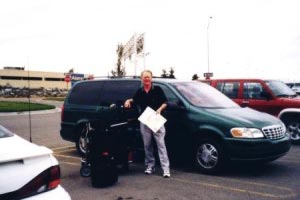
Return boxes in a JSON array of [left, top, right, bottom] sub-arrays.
[[163, 170, 171, 178], [144, 166, 155, 174]]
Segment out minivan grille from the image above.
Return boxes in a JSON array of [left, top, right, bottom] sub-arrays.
[[262, 125, 285, 140]]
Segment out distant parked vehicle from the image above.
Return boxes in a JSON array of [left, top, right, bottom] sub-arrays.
[[201, 79, 300, 143], [286, 82, 300, 95]]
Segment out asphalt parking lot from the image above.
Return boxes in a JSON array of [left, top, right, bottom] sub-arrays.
[[54, 145, 300, 200], [0, 99, 300, 200]]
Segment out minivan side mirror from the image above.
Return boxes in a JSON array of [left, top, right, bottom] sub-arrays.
[[167, 101, 185, 110]]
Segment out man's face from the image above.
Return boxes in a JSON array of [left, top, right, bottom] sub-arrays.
[[142, 72, 152, 87]]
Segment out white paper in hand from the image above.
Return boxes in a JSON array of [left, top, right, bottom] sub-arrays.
[[138, 107, 167, 133]]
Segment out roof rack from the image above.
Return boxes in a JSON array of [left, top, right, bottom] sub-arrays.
[[83, 75, 172, 80]]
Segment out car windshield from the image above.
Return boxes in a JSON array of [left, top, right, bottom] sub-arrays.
[[171, 82, 239, 108], [0, 125, 13, 138], [265, 80, 297, 97]]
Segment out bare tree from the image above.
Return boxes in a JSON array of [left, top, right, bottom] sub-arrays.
[[111, 44, 126, 77]]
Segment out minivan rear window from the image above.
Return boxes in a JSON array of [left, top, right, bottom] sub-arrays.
[[68, 80, 141, 106], [68, 81, 104, 105]]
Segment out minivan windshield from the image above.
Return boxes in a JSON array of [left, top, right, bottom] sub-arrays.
[[265, 80, 297, 97], [171, 82, 239, 108]]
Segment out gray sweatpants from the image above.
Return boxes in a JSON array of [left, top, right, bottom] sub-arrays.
[[140, 123, 170, 172]]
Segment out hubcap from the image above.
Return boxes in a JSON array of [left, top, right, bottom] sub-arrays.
[[79, 135, 87, 154], [197, 143, 218, 169], [287, 122, 300, 142]]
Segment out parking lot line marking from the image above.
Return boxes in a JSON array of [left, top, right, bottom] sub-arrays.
[[52, 145, 75, 151], [54, 153, 81, 161], [174, 169, 294, 192], [53, 148, 77, 154], [214, 176, 294, 192], [167, 176, 296, 199], [59, 161, 80, 166], [52, 146, 75, 151]]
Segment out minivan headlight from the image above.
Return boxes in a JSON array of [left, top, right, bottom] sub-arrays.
[[231, 128, 264, 138]]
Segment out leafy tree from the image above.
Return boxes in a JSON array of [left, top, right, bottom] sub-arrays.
[[169, 68, 175, 78], [192, 74, 199, 80], [111, 44, 126, 77], [161, 68, 176, 79], [161, 69, 168, 78]]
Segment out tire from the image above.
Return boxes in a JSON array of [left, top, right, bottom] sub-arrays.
[[285, 120, 300, 144], [194, 138, 225, 174], [80, 164, 91, 177], [76, 126, 88, 156]]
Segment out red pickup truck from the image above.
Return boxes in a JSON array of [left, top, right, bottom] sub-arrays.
[[201, 79, 300, 143]]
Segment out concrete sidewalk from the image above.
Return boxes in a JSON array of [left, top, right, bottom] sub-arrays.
[[0, 107, 61, 116]]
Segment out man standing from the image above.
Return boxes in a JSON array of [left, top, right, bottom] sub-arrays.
[[124, 70, 170, 178]]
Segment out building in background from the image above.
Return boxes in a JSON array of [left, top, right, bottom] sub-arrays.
[[0, 67, 92, 90]]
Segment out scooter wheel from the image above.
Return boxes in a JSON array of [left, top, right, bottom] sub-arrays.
[[80, 165, 91, 177]]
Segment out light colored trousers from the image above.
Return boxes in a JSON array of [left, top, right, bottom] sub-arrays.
[[140, 123, 170, 172]]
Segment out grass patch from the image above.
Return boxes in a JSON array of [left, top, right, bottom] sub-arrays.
[[0, 101, 55, 112]]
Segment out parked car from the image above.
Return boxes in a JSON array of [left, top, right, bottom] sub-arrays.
[[201, 79, 300, 144], [286, 82, 300, 95], [60, 78, 291, 174], [0, 125, 71, 200]]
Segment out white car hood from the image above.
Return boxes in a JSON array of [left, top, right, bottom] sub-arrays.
[[0, 134, 52, 163]]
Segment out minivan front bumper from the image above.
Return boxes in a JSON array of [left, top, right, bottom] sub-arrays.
[[224, 135, 291, 161]]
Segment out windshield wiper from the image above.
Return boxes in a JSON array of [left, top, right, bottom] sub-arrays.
[[276, 94, 289, 97]]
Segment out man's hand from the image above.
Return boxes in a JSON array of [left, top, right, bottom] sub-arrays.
[[156, 103, 167, 114], [124, 99, 132, 108]]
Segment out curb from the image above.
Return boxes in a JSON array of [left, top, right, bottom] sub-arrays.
[[0, 107, 61, 116]]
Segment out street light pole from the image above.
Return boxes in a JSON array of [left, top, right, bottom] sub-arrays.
[[143, 52, 150, 70], [207, 16, 213, 73]]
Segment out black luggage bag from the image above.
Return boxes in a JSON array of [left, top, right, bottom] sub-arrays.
[[89, 128, 118, 188]]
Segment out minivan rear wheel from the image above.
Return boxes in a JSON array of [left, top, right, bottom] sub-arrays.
[[195, 138, 224, 174], [76, 127, 88, 156]]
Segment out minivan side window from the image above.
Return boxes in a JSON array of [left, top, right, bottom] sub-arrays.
[[100, 80, 140, 106], [216, 82, 239, 98], [243, 82, 265, 99], [155, 84, 180, 103], [68, 81, 104, 105]]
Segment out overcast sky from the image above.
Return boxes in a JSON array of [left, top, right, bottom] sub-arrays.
[[0, 0, 299, 81]]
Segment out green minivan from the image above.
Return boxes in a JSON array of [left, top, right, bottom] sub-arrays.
[[60, 78, 291, 173]]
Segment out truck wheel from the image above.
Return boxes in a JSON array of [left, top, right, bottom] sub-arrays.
[[286, 120, 300, 144], [195, 138, 225, 174]]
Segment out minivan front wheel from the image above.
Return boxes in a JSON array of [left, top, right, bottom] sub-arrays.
[[286, 121, 300, 144], [195, 138, 224, 174]]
